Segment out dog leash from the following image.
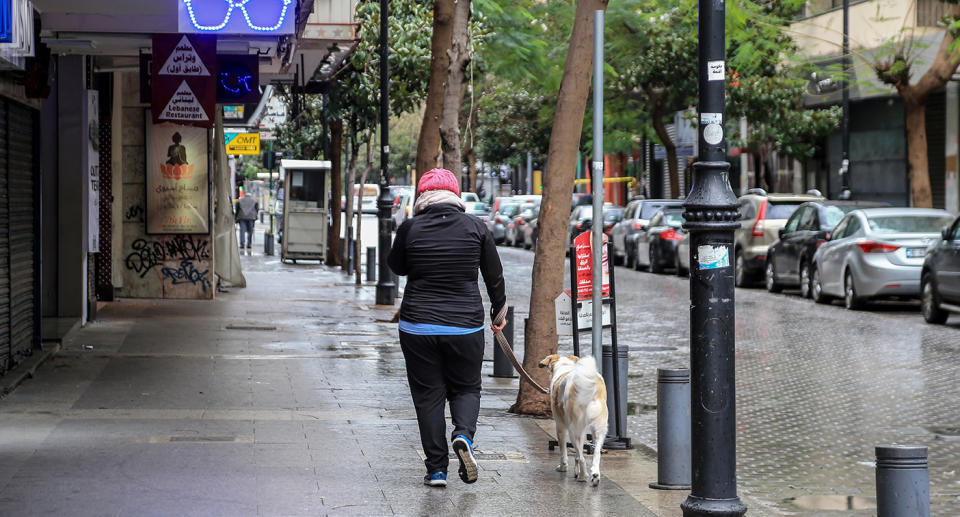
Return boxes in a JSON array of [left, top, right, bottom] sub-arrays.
[[492, 305, 549, 394]]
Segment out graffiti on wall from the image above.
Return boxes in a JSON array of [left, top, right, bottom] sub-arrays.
[[160, 260, 211, 293], [124, 235, 210, 278], [124, 204, 145, 221]]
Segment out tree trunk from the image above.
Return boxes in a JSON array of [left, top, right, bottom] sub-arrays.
[[356, 138, 374, 285], [466, 147, 477, 193], [327, 118, 343, 266], [416, 0, 455, 186], [342, 124, 359, 272], [647, 93, 679, 199], [881, 6, 960, 207], [513, 0, 609, 416], [439, 0, 471, 182], [904, 99, 934, 208]]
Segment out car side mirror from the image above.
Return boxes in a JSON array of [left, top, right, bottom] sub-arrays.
[[943, 226, 951, 240], [817, 230, 830, 241], [779, 227, 786, 238]]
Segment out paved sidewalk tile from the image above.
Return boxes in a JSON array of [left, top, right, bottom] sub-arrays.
[[0, 256, 689, 517]]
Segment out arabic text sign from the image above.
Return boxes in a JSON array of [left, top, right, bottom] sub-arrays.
[[152, 34, 216, 128], [225, 132, 260, 155], [146, 122, 210, 234], [573, 231, 610, 301]]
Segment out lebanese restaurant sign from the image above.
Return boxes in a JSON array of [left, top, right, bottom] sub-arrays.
[[152, 34, 216, 128]]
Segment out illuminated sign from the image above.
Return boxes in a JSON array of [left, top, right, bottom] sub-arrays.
[[216, 54, 259, 103], [178, 0, 295, 35], [225, 132, 260, 155], [0, 0, 12, 43]]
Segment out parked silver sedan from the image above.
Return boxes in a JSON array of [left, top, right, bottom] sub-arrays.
[[810, 208, 955, 309]]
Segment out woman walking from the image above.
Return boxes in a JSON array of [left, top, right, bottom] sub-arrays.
[[388, 168, 506, 487]]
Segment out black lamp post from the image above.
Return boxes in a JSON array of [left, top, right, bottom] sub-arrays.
[[375, 0, 396, 305], [680, 0, 746, 516]]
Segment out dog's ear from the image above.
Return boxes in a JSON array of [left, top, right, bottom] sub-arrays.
[[566, 355, 579, 363], [538, 354, 558, 368]]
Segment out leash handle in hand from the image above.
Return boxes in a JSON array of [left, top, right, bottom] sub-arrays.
[[493, 305, 549, 395]]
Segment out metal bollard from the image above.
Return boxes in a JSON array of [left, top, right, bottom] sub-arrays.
[[876, 445, 929, 517], [263, 231, 274, 256], [491, 306, 517, 378], [601, 345, 629, 440], [366, 247, 376, 282], [650, 368, 691, 490]]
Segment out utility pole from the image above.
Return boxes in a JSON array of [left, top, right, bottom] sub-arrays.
[[839, 0, 852, 199], [680, 0, 746, 515], [590, 10, 604, 371], [375, 0, 396, 305]]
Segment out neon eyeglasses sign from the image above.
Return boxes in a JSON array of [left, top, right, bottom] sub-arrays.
[[178, 0, 295, 35]]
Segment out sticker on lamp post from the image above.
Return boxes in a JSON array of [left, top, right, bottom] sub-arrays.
[[697, 244, 730, 270], [703, 123, 723, 145]]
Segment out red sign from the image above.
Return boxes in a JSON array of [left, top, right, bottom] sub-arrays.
[[573, 231, 610, 301], [152, 34, 216, 128]]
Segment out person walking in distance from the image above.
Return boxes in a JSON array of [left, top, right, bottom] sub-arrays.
[[388, 168, 507, 488], [235, 193, 258, 250]]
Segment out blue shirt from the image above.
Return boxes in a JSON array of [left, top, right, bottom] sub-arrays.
[[399, 320, 485, 336]]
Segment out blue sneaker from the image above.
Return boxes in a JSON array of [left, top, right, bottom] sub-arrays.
[[452, 435, 478, 483], [423, 471, 447, 487]]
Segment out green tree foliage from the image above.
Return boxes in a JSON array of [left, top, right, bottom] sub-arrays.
[[276, 0, 432, 159], [727, 75, 840, 160]]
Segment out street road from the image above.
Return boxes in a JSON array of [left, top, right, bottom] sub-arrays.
[[493, 244, 960, 516]]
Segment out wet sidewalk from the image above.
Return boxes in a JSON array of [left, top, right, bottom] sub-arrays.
[[0, 247, 753, 517]]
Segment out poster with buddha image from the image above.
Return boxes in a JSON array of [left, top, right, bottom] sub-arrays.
[[146, 121, 210, 234]]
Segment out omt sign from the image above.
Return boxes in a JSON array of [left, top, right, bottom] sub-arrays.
[[225, 132, 260, 155]]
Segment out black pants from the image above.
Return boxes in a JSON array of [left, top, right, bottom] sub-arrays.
[[399, 330, 484, 474]]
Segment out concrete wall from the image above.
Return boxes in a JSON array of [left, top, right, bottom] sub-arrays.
[[117, 71, 214, 299]]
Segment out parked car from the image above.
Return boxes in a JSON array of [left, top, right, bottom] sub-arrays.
[[610, 198, 683, 266], [461, 192, 480, 203], [634, 208, 685, 273], [734, 189, 824, 287], [810, 208, 954, 309], [464, 201, 491, 221], [487, 201, 522, 244], [567, 204, 621, 247], [391, 190, 413, 227], [505, 204, 539, 247], [520, 215, 539, 250], [764, 200, 889, 296], [920, 214, 960, 323], [571, 193, 593, 211]]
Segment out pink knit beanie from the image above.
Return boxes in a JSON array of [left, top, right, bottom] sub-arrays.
[[417, 168, 460, 196]]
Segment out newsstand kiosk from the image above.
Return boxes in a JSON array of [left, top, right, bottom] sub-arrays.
[[279, 159, 331, 264]]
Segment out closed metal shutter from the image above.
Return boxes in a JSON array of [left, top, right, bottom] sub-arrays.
[[0, 101, 8, 373], [7, 101, 34, 364], [926, 92, 946, 209]]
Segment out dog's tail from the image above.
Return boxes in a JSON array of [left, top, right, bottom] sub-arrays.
[[576, 355, 600, 377]]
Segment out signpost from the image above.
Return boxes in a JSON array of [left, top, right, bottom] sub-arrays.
[[151, 34, 216, 128], [224, 132, 260, 155], [561, 231, 630, 450]]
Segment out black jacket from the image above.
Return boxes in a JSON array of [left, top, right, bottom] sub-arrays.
[[388, 203, 506, 328]]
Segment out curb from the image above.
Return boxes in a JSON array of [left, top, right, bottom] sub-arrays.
[[0, 342, 61, 399]]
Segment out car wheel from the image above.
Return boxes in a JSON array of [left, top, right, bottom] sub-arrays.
[[649, 246, 663, 274], [811, 266, 830, 304], [765, 260, 782, 293], [798, 260, 810, 298], [843, 270, 864, 310], [921, 275, 949, 324], [633, 247, 643, 271], [734, 249, 747, 287]]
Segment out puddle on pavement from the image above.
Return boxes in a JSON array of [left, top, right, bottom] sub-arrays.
[[627, 402, 656, 415], [787, 495, 875, 511], [928, 426, 960, 439]]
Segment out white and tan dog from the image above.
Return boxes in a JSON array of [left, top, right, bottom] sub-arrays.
[[539, 354, 609, 486]]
